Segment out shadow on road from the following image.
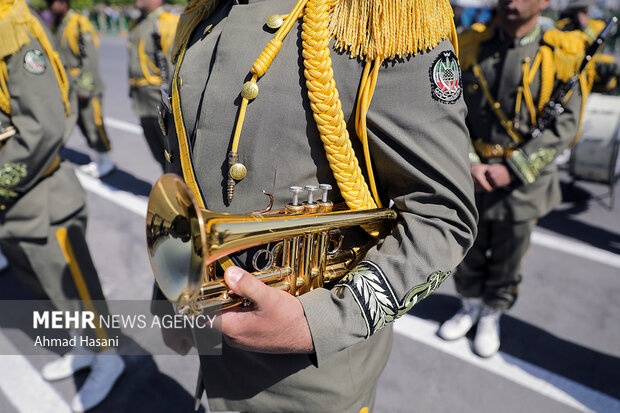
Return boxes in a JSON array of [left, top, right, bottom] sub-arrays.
[[61, 147, 153, 198], [537, 180, 620, 254], [411, 293, 620, 403]]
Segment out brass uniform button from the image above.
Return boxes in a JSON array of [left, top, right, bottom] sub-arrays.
[[493, 52, 500, 59], [241, 81, 259, 100], [0, 205, 5, 210], [266, 14, 284, 29], [466, 83, 479, 94], [178, 77, 183, 88], [229, 163, 247, 180]]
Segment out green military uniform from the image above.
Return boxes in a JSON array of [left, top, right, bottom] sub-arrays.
[[455, 24, 585, 310], [52, 9, 111, 153], [0, 0, 111, 336], [154, 0, 477, 411], [127, 6, 178, 169]]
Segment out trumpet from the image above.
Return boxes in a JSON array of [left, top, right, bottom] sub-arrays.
[[146, 174, 397, 314]]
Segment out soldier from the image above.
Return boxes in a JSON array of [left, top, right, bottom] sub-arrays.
[[0, 0, 124, 411], [127, 0, 178, 170], [557, 0, 619, 93], [437, 0, 586, 357], [47, 0, 116, 178], [154, 0, 477, 411]]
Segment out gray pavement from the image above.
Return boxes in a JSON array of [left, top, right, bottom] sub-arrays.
[[0, 35, 619, 413]]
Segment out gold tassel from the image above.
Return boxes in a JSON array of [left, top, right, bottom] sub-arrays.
[[171, 0, 219, 63], [329, 0, 455, 61], [543, 29, 589, 82], [157, 11, 180, 56], [63, 13, 100, 57]]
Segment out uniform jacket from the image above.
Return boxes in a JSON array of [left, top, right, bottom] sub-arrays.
[[0, 12, 86, 239], [158, 0, 477, 411], [52, 10, 104, 98], [462, 25, 583, 222], [127, 7, 178, 118]]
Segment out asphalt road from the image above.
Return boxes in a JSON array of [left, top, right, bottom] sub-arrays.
[[0, 35, 618, 413]]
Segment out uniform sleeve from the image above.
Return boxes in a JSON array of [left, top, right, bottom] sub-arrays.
[[0, 40, 66, 203], [299, 40, 478, 365], [506, 78, 583, 185], [75, 21, 100, 97]]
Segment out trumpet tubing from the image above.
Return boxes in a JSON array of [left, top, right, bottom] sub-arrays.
[[146, 174, 397, 314]]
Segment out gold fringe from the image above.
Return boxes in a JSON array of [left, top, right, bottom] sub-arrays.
[[0, 0, 69, 116], [171, 0, 219, 63], [62, 12, 100, 57], [329, 0, 455, 61], [543, 29, 589, 82], [157, 11, 180, 56]]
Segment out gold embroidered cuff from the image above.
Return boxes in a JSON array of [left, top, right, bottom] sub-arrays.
[[469, 151, 481, 164], [506, 149, 537, 184]]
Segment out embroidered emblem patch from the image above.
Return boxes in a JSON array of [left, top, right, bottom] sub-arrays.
[[429, 50, 462, 104], [23, 50, 46, 75]]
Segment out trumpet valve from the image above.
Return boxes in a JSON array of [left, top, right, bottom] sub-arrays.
[[286, 186, 305, 214], [317, 183, 333, 212], [303, 185, 320, 213]]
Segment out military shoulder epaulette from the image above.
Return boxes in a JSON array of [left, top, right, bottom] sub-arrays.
[[588, 19, 606, 36], [64, 12, 99, 54], [157, 11, 180, 55], [542, 28, 590, 81], [458, 24, 494, 70], [329, 0, 455, 61]]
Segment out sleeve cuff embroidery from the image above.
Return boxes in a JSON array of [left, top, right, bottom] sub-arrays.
[[506, 147, 556, 185], [335, 260, 451, 338], [0, 162, 27, 198]]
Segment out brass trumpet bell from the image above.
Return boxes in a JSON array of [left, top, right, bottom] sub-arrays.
[[146, 174, 208, 303]]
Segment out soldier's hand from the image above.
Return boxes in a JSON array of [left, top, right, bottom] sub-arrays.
[[471, 164, 493, 192], [218, 266, 314, 354], [485, 164, 512, 189]]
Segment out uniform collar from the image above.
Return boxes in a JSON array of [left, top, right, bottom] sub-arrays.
[[60, 9, 75, 26], [145, 6, 164, 20], [498, 24, 542, 48]]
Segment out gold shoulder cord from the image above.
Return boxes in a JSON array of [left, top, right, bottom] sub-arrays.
[[0, 0, 69, 116], [170, 0, 456, 215]]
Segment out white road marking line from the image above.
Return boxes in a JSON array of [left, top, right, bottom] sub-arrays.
[[395, 315, 620, 413], [531, 231, 620, 269], [0, 332, 71, 413], [104, 117, 143, 135], [74, 169, 148, 217]]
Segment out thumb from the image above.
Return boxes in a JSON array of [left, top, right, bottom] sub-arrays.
[[224, 266, 271, 306]]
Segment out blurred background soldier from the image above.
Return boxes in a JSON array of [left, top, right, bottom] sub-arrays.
[[437, 0, 587, 357], [47, 0, 116, 178], [0, 0, 124, 410], [127, 0, 178, 171], [557, 0, 619, 93]]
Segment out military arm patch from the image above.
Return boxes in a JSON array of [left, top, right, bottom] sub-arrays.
[[429, 50, 462, 104], [23, 50, 46, 75], [335, 260, 451, 337]]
